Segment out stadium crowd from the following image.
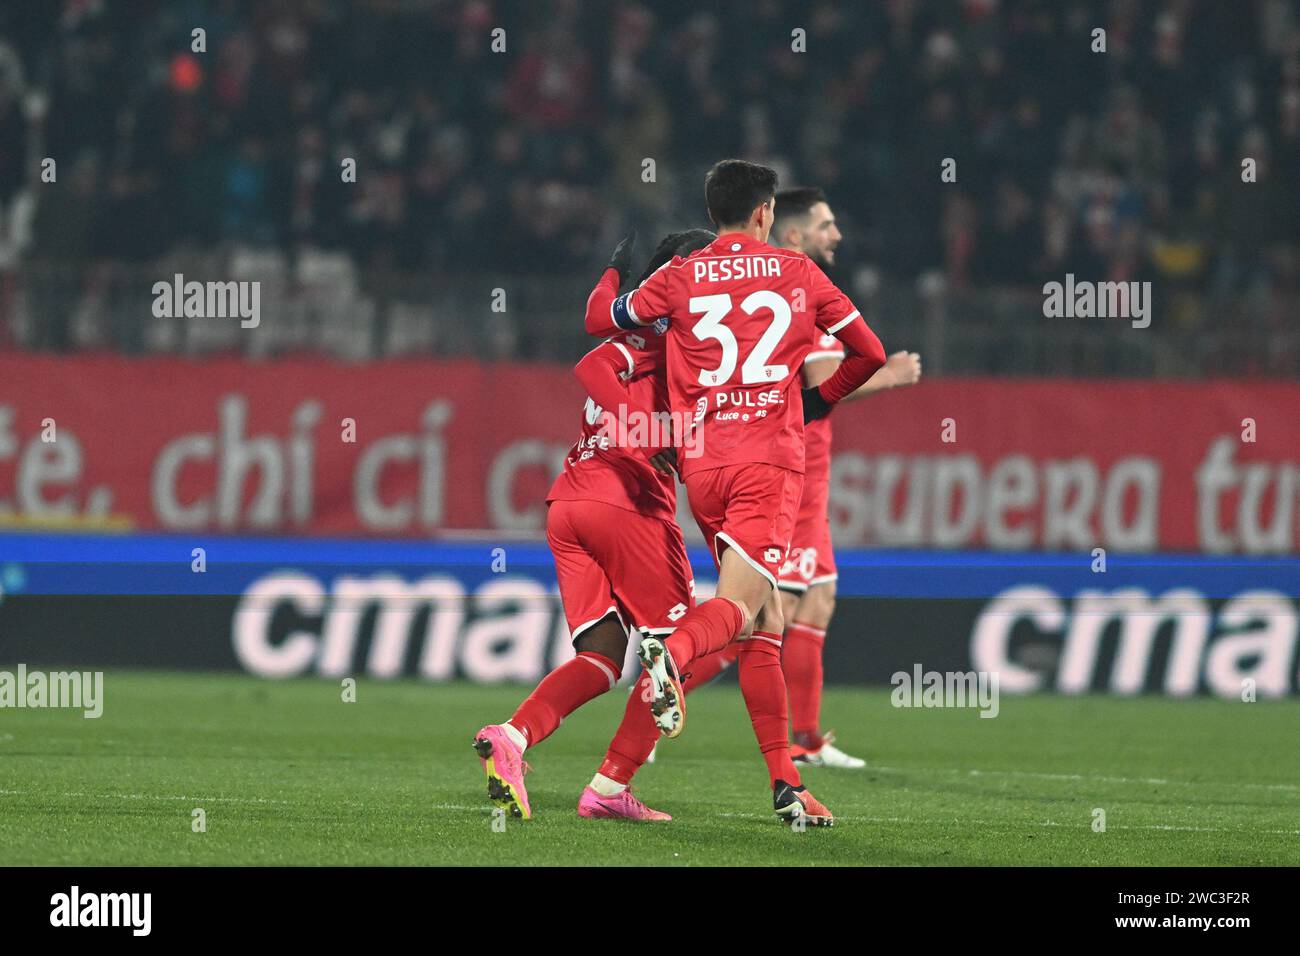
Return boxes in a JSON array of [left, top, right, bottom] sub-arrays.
[[0, 0, 1296, 369]]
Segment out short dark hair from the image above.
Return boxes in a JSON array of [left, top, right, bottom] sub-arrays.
[[636, 229, 716, 285], [774, 187, 828, 226], [704, 159, 778, 228]]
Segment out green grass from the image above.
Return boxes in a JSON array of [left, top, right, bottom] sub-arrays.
[[1, 669, 1298, 865]]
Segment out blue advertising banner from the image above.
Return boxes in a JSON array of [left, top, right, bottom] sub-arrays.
[[2, 532, 1297, 698]]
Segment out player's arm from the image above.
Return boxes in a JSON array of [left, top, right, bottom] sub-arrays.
[[854, 350, 921, 397], [573, 340, 676, 474], [584, 233, 672, 336], [804, 267, 887, 419], [584, 268, 629, 337], [804, 351, 922, 400]]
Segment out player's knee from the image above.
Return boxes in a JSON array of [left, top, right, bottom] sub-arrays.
[[801, 583, 836, 629], [778, 589, 800, 628], [574, 615, 627, 666], [755, 598, 784, 637], [730, 600, 756, 640]]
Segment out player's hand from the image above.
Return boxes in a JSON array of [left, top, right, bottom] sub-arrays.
[[648, 447, 678, 477], [608, 229, 637, 285], [802, 386, 833, 423], [886, 350, 922, 387]]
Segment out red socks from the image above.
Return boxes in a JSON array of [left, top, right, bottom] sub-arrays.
[[783, 621, 826, 744], [664, 597, 746, 667], [599, 673, 660, 784], [739, 632, 801, 788], [596, 614, 804, 791], [681, 641, 741, 686], [509, 651, 620, 749], [598, 641, 742, 784], [604, 621, 803, 790]]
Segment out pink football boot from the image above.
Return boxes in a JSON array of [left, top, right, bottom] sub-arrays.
[[577, 786, 671, 821], [473, 725, 531, 820]]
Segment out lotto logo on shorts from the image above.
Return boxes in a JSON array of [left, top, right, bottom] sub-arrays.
[[764, 548, 782, 564], [667, 603, 688, 621]]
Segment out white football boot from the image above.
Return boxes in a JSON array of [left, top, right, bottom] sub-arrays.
[[793, 732, 865, 769], [637, 637, 685, 738]]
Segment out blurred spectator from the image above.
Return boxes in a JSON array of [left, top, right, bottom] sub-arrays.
[[0, 0, 1293, 374]]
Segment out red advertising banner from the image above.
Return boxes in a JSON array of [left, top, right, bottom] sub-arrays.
[[1, 353, 1296, 553]]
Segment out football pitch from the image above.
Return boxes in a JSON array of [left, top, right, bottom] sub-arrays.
[[2, 670, 1297, 866]]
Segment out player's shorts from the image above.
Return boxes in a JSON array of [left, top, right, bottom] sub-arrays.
[[684, 462, 803, 590], [547, 498, 695, 643], [777, 465, 837, 594]]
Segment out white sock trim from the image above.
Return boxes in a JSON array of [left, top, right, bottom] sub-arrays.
[[590, 773, 628, 797], [577, 653, 618, 690], [501, 722, 528, 753]]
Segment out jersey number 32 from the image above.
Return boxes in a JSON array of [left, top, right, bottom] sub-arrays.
[[689, 291, 792, 387]]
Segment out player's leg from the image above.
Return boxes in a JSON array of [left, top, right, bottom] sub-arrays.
[[578, 511, 697, 821], [644, 464, 791, 737], [477, 613, 625, 820], [785, 579, 862, 767], [590, 638, 740, 813], [734, 586, 824, 825], [660, 466, 758, 656], [506, 614, 625, 752], [782, 503, 862, 766], [654, 463, 832, 824], [641, 545, 766, 737], [784, 582, 831, 750], [473, 501, 628, 819]]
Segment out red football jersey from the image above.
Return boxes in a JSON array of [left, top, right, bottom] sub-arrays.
[[617, 233, 873, 478], [546, 329, 678, 522], [801, 330, 846, 475]]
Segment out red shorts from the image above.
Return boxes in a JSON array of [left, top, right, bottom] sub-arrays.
[[685, 463, 803, 589], [777, 464, 837, 593], [547, 499, 695, 642]]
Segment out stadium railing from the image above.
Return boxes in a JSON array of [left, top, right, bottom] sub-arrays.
[[2, 256, 1297, 377]]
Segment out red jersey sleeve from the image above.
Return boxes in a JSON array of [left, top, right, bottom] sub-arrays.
[[573, 338, 665, 458], [584, 268, 624, 337], [808, 263, 886, 404], [585, 260, 679, 336], [623, 260, 675, 326]]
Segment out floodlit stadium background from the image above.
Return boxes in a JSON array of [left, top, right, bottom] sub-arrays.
[[1, 0, 1298, 697]]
